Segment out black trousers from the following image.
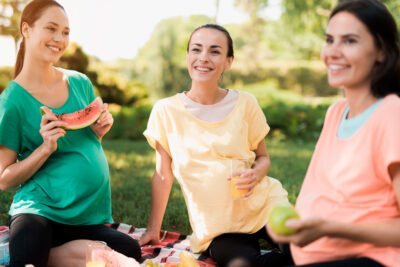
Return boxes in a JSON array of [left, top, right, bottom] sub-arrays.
[[207, 228, 383, 267], [207, 227, 293, 267], [8, 214, 141, 267], [295, 257, 383, 267]]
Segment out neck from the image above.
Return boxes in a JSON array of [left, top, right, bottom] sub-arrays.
[[187, 82, 226, 105], [344, 87, 377, 118], [17, 54, 56, 87]]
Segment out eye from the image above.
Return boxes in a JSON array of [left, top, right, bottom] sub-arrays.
[[191, 48, 201, 53], [46, 27, 56, 32], [325, 36, 333, 44], [63, 31, 70, 36], [211, 50, 221, 55], [343, 38, 357, 45]]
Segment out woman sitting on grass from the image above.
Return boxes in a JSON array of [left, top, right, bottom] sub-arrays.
[[140, 24, 292, 267], [0, 0, 141, 266], [268, 0, 400, 266]]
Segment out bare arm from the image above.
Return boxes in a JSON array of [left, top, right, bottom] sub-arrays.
[[235, 139, 271, 197], [139, 142, 174, 245], [0, 114, 66, 191], [269, 163, 400, 247]]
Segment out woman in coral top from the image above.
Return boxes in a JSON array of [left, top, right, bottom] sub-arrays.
[[140, 24, 292, 267], [269, 0, 400, 266]]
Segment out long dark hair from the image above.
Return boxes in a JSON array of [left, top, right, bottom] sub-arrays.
[[186, 24, 234, 58], [14, 0, 65, 78], [330, 0, 400, 97]]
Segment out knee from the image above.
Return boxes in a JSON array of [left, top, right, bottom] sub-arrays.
[[115, 237, 141, 261]]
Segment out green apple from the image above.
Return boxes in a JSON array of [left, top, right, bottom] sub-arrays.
[[268, 203, 300, 235]]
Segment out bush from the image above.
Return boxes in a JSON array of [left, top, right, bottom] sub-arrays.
[[106, 104, 152, 140], [0, 67, 13, 93], [236, 81, 335, 141]]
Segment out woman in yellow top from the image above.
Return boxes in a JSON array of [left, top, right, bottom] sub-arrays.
[[140, 24, 291, 267]]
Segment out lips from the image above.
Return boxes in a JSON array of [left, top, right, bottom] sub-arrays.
[[46, 45, 62, 52], [194, 66, 214, 72]]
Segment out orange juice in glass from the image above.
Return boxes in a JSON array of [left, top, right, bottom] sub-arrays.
[[86, 241, 108, 267], [230, 159, 251, 199]]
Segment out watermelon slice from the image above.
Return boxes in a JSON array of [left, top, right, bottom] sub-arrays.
[[40, 97, 103, 130]]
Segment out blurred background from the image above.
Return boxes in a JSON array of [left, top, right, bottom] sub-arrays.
[[0, 0, 399, 231]]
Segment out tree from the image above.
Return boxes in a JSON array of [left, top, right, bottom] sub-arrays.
[[0, 0, 27, 50], [134, 15, 211, 99]]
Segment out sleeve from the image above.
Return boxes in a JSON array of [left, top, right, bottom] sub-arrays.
[[143, 101, 171, 156], [0, 99, 21, 153], [245, 93, 270, 150], [378, 100, 400, 180], [82, 74, 96, 102]]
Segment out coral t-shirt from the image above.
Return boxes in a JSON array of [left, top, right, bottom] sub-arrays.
[[292, 94, 400, 267], [144, 91, 289, 252]]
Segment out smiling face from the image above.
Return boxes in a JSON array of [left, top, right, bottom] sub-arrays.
[[321, 12, 383, 91], [186, 28, 233, 85], [23, 6, 70, 64]]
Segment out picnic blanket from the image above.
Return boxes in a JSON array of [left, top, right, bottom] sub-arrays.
[[109, 223, 216, 267], [0, 224, 216, 267]]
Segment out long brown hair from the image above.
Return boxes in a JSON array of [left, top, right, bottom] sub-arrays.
[[14, 0, 65, 78]]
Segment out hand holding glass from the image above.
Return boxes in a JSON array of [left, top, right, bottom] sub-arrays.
[[230, 159, 251, 199]]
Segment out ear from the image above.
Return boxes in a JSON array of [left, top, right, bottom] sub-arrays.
[[21, 21, 31, 39], [377, 49, 385, 63], [224, 56, 234, 71]]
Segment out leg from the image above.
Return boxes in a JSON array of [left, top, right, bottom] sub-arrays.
[[296, 257, 383, 267], [9, 214, 53, 267], [48, 240, 87, 267], [257, 227, 294, 266], [207, 232, 260, 267], [54, 224, 141, 261]]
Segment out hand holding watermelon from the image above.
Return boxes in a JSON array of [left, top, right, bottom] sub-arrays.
[[39, 112, 67, 154], [90, 103, 114, 140]]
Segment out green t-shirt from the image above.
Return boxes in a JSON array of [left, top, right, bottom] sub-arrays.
[[0, 69, 113, 225]]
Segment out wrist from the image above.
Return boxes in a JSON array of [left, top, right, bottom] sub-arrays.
[[37, 143, 55, 157]]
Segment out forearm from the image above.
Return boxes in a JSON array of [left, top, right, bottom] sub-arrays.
[[146, 171, 174, 232], [0, 145, 51, 190], [325, 218, 400, 247], [252, 154, 270, 179]]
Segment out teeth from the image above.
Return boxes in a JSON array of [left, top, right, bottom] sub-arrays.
[[47, 45, 61, 52], [195, 67, 211, 71], [329, 64, 347, 70]]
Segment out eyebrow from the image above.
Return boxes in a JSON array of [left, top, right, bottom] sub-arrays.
[[47, 21, 70, 31], [191, 43, 222, 49], [325, 33, 360, 39]]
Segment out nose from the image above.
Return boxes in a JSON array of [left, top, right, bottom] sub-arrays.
[[322, 42, 341, 59], [199, 51, 209, 62], [53, 31, 64, 42]]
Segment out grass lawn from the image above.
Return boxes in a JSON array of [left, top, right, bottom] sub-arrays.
[[0, 138, 315, 234]]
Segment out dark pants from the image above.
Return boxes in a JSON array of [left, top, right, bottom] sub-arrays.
[[207, 227, 293, 267], [295, 257, 383, 267], [207, 228, 383, 267], [8, 214, 141, 267]]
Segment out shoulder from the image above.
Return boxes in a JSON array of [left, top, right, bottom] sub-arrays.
[[153, 94, 181, 112], [238, 90, 258, 104], [0, 81, 23, 110], [380, 94, 400, 111], [325, 99, 346, 118], [58, 68, 91, 85]]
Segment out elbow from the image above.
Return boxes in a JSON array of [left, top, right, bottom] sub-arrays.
[[0, 183, 8, 191]]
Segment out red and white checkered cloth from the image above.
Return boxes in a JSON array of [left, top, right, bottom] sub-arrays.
[[108, 223, 216, 267]]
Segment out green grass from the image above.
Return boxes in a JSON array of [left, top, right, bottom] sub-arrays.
[[0, 138, 314, 234]]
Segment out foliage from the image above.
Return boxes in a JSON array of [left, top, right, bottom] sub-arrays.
[[133, 15, 212, 99], [0, 138, 314, 233], [0, 66, 12, 93], [0, 0, 27, 48], [236, 80, 336, 141]]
